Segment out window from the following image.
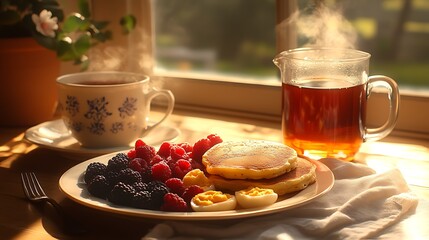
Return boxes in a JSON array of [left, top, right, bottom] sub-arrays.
[[85, 0, 429, 138], [153, 0, 277, 81]]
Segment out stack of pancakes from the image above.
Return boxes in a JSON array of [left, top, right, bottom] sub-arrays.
[[202, 140, 316, 195]]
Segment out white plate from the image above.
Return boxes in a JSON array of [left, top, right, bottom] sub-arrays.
[[25, 119, 180, 160], [59, 153, 334, 220]]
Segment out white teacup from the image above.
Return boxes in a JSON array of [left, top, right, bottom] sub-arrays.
[[56, 71, 175, 148]]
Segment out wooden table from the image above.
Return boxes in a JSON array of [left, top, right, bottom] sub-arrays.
[[1, 110, 428, 239]]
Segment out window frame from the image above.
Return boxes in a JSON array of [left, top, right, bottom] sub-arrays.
[[92, 0, 429, 139]]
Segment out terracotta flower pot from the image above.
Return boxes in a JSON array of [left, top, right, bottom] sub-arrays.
[[0, 38, 60, 127]]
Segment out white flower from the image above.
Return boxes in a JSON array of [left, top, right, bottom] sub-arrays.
[[32, 9, 58, 38]]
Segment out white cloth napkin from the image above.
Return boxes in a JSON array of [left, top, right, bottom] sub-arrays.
[[143, 158, 419, 240]]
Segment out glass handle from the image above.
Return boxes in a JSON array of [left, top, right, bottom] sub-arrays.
[[364, 75, 400, 142]]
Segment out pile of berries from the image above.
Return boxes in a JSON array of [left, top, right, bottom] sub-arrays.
[[84, 134, 222, 211]]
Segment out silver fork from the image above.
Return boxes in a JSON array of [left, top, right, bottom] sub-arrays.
[[21, 172, 87, 235]]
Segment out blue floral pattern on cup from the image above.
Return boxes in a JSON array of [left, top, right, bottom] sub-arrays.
[[71, 121, 83, 132], [88, 122, 106, 135], [119, 97, 137, 118], [65, 95, 79, 116], [82, 97, 112, 135], [62, 96, 139, 136], [111, 122, 124, 133], [84, 97, 112, 122]]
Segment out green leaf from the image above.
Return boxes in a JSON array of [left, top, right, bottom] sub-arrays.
[[74, 33, 91, 56], [76, 56, 89, 71], [62, 14, 90, 33], [78, 0, 91, 18], [93, 30, 112, 42], [92, 20, 110, 30], [120, 14, 137, 34], [57, 39, 77, 61]]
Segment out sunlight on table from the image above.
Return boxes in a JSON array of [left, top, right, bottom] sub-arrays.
[[356, 141, 429, 188], [0, 133, 36, 169]]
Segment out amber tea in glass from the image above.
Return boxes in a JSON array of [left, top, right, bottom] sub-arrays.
[[274, 48, 399, 161]]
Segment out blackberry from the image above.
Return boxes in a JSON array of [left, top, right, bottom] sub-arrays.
[[84, 162, 107, 184], [87, 175, 110, 199], [106, 153, 129, 172], [118, 168, 142, 185], [147, 180, 167, 191], [132, 182, 150, 192], [140, 168, 152, 183], [132, 190, 152, 209], [108, 182, 135, 206], [148, 181, 170, 210], [105, 170, 121, 186]]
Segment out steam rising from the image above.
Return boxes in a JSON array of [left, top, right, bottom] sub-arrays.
[[290, 4, 357, 49], [89, 46, 127, 71], [88, 29, 152, 74]]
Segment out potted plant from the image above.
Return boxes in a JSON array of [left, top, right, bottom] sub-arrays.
[[0, 0, 136, 126]]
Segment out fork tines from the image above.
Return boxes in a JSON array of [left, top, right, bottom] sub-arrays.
[[21, 172, 46, 200]]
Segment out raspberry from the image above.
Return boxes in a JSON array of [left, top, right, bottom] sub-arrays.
[[181, 185, 204, 203], [165, 178, 185, 195], [189, 158, 204, 171], [106, 153, 129, 172], [87, 175, 110, 199], [170, 145, 188, 161], [157, 142, 173, 158], [164, 156, 176, 169], [128, 157, 149, 173], [132, 190, 152, 209], [135, 139, 146, 148], [172, 159, 192, 179], [207, 133, 223, 146], [84, 162, 107, 184], [192, 138, 212, 163], [179, 142, 193, 153], [118, 168, 142, 185], [149, 154, 164, 166], [151, 161, 172, 182], [108, 182, 135, 206], [127, 149, 136, 160], [161, 193, 188, 212], [136, 145, 156, 162]]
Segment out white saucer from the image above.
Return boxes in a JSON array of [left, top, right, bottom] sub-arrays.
[[25, 119, 180, 160]]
